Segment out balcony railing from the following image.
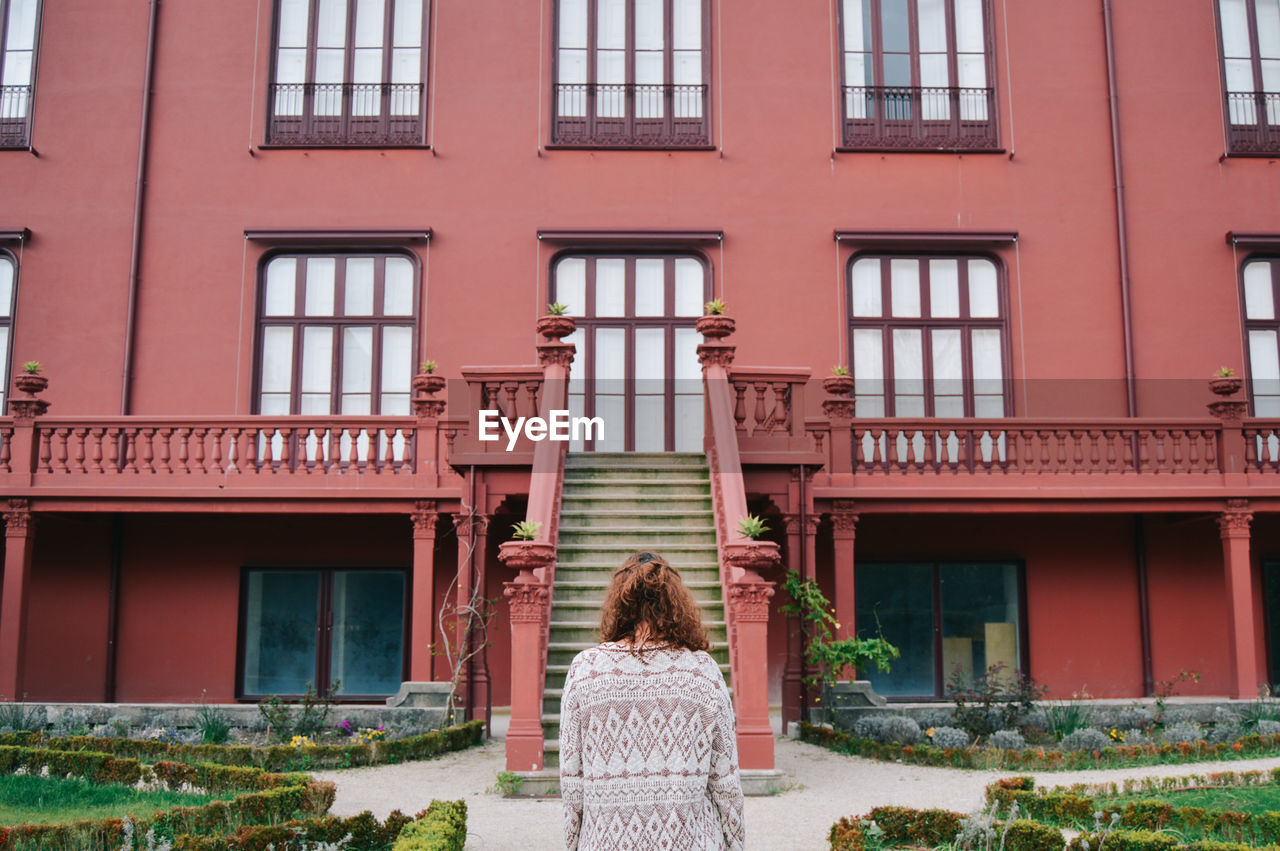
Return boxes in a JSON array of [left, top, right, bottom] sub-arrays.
[[1226, 91, 1280, 155], [267, 82, 424, 146], [0, 85, 33, 148], [841, 85, 998, 151], [552, 83, 710, 147]]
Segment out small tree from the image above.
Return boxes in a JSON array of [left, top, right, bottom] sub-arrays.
[[780, 570, 899, 694]]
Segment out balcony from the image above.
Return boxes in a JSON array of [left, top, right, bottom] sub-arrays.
[[551, 83, 710, 147], [1225, 91, 1280, 155], [267, 83, 425, 146], [840, 85, 999, 152], [0, 85, 32, 148]]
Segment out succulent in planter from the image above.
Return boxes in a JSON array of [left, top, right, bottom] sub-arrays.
[[22, 361, 41, 375], [823, 365, 855, 396], [736, 513, 769, 540], [1209, 366, 1244, 397], [419, 360, 438, 374], [537, 303, 577, 340], [14, 361, 48, 395], [511, 519, 542, 540], [695, 299, 735, 339]]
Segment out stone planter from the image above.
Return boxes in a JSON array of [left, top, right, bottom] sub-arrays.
[[411, 372, 447, 396], [822, 374, 854, 396], [1209, 375, 1244, 397], [13, 373, 47, 395], [536, 314, 576, 341], [722, 539, 781, 575], [497, 539, 556, 572], [695, 314, 735, 339]]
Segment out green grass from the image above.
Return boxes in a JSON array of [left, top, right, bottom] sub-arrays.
[[1099, 784, 1280, 816], [0, 772, 234, 825]]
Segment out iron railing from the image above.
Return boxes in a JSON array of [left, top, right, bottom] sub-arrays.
[[1226, 91, 1280, 154], [552, 83, 710, 146], [0, 85, 33, 148], [267, 82, 425, 145], [841, 85, 998, 150]]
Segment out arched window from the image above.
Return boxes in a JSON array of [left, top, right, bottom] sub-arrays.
[[1243, 257, 1280, 414]]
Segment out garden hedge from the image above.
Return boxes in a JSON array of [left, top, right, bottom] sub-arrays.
[[391, 800, 468, 851], [167, 808, 429, 850]]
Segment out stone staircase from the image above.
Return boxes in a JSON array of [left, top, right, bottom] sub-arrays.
[[540, 452, 730, 770]]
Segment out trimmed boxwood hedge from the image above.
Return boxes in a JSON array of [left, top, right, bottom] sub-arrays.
[[391, 800, 468, 851]]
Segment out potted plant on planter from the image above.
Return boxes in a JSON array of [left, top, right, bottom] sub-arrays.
[[737, 513, 769, 539], [823, 365, 854, 397], [411, 360, 446, 396], [536, 302, 576, 340], [14, 361, 47, 395], [1210, 366, 1244, 397], [497, 519, 556, 572], [695, 299, 735, 339], [781, 569, 899, 725]]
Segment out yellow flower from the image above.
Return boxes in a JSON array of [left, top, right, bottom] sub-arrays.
[[926, 727, 936, 737]]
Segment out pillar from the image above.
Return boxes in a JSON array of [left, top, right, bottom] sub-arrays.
[[503, 565, 551, 771], [410, 500, 439, 682], [728, 578, 775, 770], [0, 500, 35, 700], [1219, 499, 1259, 700], [830, 501, 858, 643], [781, 515, 804, 729], [454, 512, 489, 722]]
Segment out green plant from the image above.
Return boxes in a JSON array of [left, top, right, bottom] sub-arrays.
[[492, 770, 523, 796], [736, 514, 769, 539], [419, 360, 437, 374], [392, 800, 468, 851], [831, 365, 850, 376], [510, 520, 542, 541], [947, 663, 1048, 743], [1154, 670, 1201, 720], [780, 570, 899, 691], [1216, 366, 1237, 378], [194, 695, 232, 745], [258, 682, 340, 742], [1047, 691, 1095, 741], [20, 361, 39, 375], [546, 302, 569, 315], [703, 298, 726, 315], [0, 699, 43, 733]]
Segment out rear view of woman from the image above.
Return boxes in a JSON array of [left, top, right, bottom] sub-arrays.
[[559, 551, 745, 850]]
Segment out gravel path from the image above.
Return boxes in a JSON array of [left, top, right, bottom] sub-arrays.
[[312, 738, 1280, 850]]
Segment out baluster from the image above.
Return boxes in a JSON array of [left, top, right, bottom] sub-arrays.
[[157, 428, 172, 473], [73, 427, 88, 473], [1087, 430, 1101, 474], [870, 427, 884, 471], [810, 428, 826, 458], [1205, 428, 1221, 473], [123, 429, 138, 473], [1154, 429, 1168, 473], [0, 429, 10, 472], [752, 382, 769, 434], [1188, 429, 1202, 472], [88, 428, 103, 474], [328, 427, 342, 471], [1052, 430, 1065, 471], [105, 429, 120, 473], [525, 382, 540, 420], [500, 382, 518, 421], [1036, 430, 1049, 472], [210, 428, 225, 473], [1136, 431, 1149, 473], [957, 428, 971, 474], [852, 427, 865, 472], [1003, 429, 1017, 473], [139, 428, 155, 473], [174, 428, 188, 473], [923, 427, 936, 473], [1171, 430, 1185, 473], [191, 428, 206, 473], [1070, 430, 1084, 473], [383, 427, 396, 471], [732, 382, 748, 433], [279, 427, 293, 473], [771, 382, 790, 434], [55, 428, 70, 473]]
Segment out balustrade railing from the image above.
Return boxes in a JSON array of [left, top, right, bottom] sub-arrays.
[[841, 85, 998, 150], [1226, 91, 1280, 155], [267, 82, 425, 145], [444, 367, 547, 464], [552, 83, 710, 147], [725, 368, 822, 463], [0, 85, 33, 148]]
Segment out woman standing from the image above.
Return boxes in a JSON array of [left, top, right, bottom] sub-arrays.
[[559, 551, 745, 850]]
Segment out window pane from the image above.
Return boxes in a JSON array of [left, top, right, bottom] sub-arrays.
[[261, 326, 295, 393], [929, 260, 960, 317], [276, 48, 306, 86], [595, 259, 625, 317], [353, 48, 383, 85], [674, 0, 701, 50], [383, 256, 414, 315], [6, 0, 37, 51], [844, 0, 868, 50], [635, 326, 665, 383], [956, 0, 986, 54], [345, 258, 375, 315], [555, 257, 586, 315], [881, 0, 909, 52], [1245, 261, 1276, 319], [893, 328, 924, 394], [342, 327, 373, 396], [242, 571, 321, 695], [972, 329, 1004, 396], [636, 0, 664, 50], [932, 328, 962, 392], [381, 325, 412, 393], [560, 0, 588, 48], [2, 51, 31, 87], [1260, 1, 1280, 59], [560, 48, 588, 87], [856, 563, 935, 696], [852, 258, 882, 317], [882, 52, 911, 88], [1221, 0, 1253, 59], [635, 259, 665, 316], [317, 0, 347, 48], [329, 571, 406, 695], [853, 328, 884, 396], [941, 564, 1020, 689], [394, 0, 423, 47], [1251, 330, 1280, 400], [890, 259, 921, 317], [918, 0, 947, 52], [598, 0, 625, 49], [958, 53, 987, 92], [305, 258, 336, 316], [278, 0, 310, 48], [674, 258, 704, 316], [0, 258, 13, 318], [391, 48, 421, 86], [968, 259, 999, 317], [595, 327, 625, 381], [302, 326, 335, 393], [355, 0, 385, 47], [0, 327, 9, 397], [920, 53, 949, 90]]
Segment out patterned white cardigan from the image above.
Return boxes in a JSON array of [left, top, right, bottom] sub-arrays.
[[559, 642, 746, 850]]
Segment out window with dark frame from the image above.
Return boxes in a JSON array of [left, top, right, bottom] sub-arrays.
[[1243, 257, 1280, 415], [268, 0, 427, 146], [849, 253, 1009, 419], [238, 567, 408, 700], [553, 0, 710, 147], [1219, 0, 1280, 154], [0, 0, 40, 149], [838, 0, 998, 151], [255, 251, 418, 416], [0, 250, 16, 412]]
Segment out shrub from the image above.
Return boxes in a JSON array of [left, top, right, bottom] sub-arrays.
[[1118, 707, 1154, 730], [989, 729, 1027, 750], [948, 664, 1048, 740], [828, 816, 867, 851], [195, 703, 232, 746], [392, 800, 468, 851], [1163, 722, 1204, 744], [1258, 720, 1280, 736], [1209, 723, 1244, 745], [916, 708, 955, 728], [1047, 701, 1094, 741], [1060, 727, 1110, 752], [930, 726, 971, 749], [1004, 819, 1065, 851], [0, 702, 44, 734], [868, 806, 962, 846], [1070, 828, 1178, 851]]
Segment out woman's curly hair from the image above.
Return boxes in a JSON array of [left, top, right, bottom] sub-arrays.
[[599, 551, 709, 651]]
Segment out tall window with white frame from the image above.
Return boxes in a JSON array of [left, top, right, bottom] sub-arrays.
[[554, 0, 710, 147], [1219, 0, 1280, 154], [269, 0, 427, 145], [256, 252, 417, 418], [839, 0, 997, 150], [1244, 257, 1280, 415], [0, 0, 40, 148]]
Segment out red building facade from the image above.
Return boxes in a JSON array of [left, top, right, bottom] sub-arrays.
[[2, 0, 1280, 772]]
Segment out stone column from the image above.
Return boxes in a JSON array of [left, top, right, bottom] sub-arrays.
[[1219, 499, 1259, 700], [0, 500, 35, 700], [453, 512, 489, 721], [500, 540, 555, 772], [781, 515, 804, 729], [727, 577, 776, 770], [410, 500, 439, 682], [830, 501, 858, 643]]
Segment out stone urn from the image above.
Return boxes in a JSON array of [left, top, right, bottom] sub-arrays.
[[695, 314, 735, 339], [1209, 375, 1244, 397], [497, 539, 556, 572], [823, 374, 854, 396], [536, 314, 576, 341], [411, 372, 447, 396], [13, 372, 48, 396]]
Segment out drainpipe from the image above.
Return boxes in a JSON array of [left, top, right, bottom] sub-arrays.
[[1103, 0, 1154, 695], [104, 516, 124, 702], [120, 0, 161, 416]]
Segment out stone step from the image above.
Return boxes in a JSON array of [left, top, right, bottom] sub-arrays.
[[553, 567, 721, 585], [551, 579, 723, 603], [558, 509, 715, 528], [563, 466, 710, 481], [561, 477, 712, 491], [558, 528, 716, 546], [556, 544, 719, 564], [566, 452, 707, 468], [547, 622, 727, 644]]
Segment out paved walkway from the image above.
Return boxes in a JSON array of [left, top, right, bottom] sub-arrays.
[[312, 738, 1280, 850]]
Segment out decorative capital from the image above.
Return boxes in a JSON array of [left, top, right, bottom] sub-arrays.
[[411, 398, 447, 419], [411, 500, 439, 538], [821, 399, 856, 421], [504, 574, 550, 622], [454, 513, 489, 539], [9, 398, 48, 425], [728, 580, 775, 622], [696, 342, 736, 371], [4, 499, 33, 537], [1219, 498, 1253, 539], [831, 501, 858, 537], [1207, 399, 1248, 426], [537, 341, 576, 368]]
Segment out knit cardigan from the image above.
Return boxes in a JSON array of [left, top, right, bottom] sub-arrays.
[[559, 642, 746, 850]]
